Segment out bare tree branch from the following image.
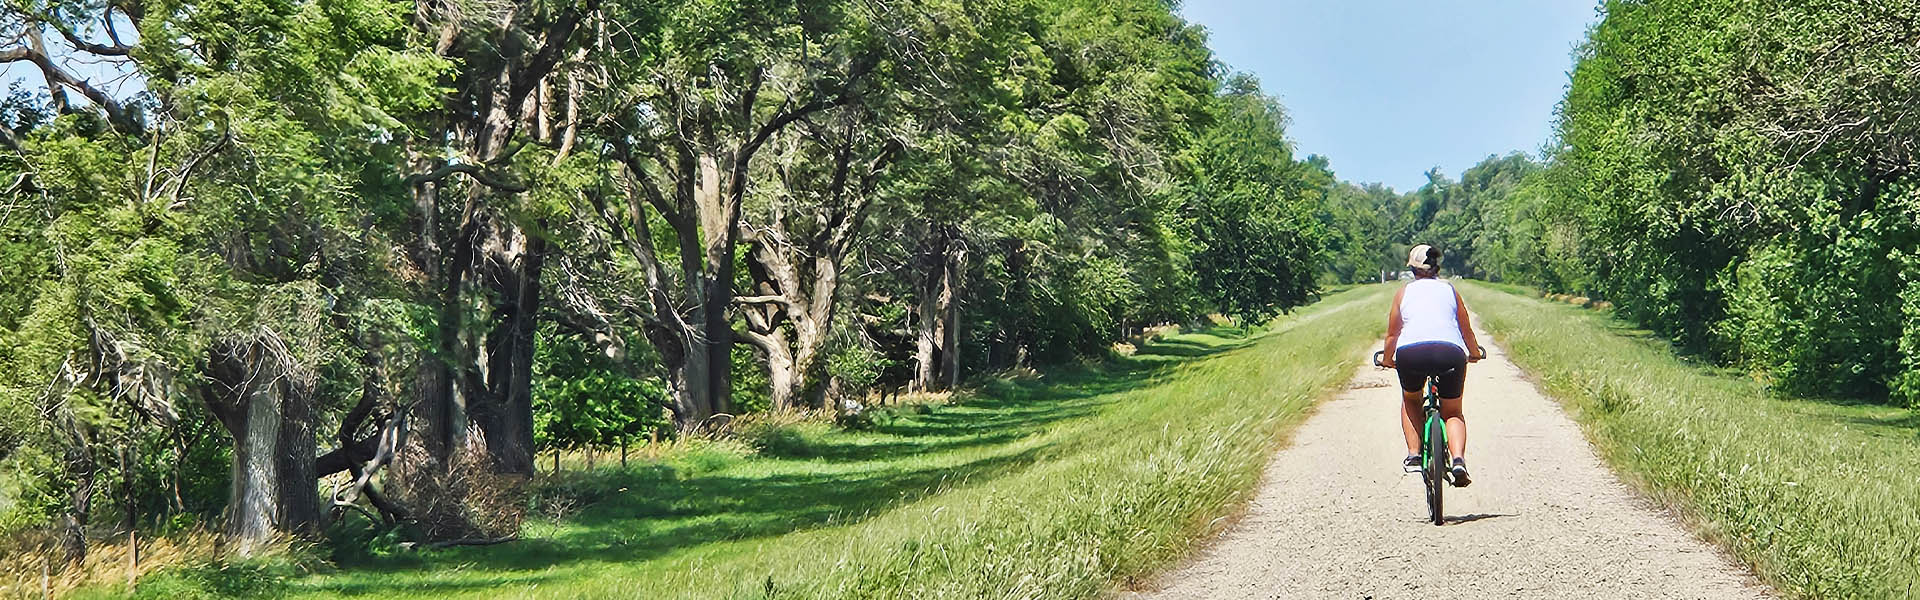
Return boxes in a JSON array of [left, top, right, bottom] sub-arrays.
[[732, 295, 792, 306], [0, 36, 135, 133], [45, 17, 132, 56], [403, 162, 530, 193]]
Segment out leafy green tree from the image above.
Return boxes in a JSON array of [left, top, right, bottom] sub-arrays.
[[0, 0, 449, 555], [1181, 74, 1326, 323], [1548, 0, 1920, 402]]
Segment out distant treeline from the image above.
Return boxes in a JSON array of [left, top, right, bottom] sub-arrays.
[[1325, 0, 1920, 407]]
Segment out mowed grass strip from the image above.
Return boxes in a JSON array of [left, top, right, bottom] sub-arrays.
[[240, 284, 1392, 600], [1461, 282, 1920, 599]]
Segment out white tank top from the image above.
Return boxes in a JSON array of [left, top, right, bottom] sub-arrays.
[[1396, 279, 1466, 351]]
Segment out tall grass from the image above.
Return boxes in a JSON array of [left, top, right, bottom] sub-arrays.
[[1461, 282, 1920, 599], [242, 284, 1392, 599]]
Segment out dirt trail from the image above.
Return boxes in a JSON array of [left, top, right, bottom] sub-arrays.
[[1122, 319, 1772, 600]]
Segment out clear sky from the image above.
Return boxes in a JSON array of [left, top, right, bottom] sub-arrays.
[[1178, 1, 1600, 192]]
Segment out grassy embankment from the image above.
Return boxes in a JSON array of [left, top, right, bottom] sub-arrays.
[[110, 284, 1391, 599], [1461, 282, 1920, 599]]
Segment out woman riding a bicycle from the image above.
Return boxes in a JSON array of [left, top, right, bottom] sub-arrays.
[[1380, 244, 1484, 486]]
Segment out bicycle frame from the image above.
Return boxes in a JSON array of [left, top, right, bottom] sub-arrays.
[[1420, 378, 1447, 471]]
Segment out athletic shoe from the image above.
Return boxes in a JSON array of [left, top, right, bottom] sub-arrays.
[[1450, 458, 1472, 487], [1402, 455, 1421, 473]]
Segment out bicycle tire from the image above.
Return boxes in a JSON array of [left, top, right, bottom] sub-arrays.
[[1425, 412, 1447, 526]]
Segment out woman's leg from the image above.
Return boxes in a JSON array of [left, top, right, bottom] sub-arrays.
[[1440, 395, 1466, 458], [1400, 390, 1423, 455]]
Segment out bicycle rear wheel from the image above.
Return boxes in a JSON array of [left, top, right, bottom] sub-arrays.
[[1425, 413, 1447, 525]]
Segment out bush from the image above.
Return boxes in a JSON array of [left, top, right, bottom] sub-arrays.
[[1715, 212, 1915, 398]]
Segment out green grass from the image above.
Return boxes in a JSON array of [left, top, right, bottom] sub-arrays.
[[1460, 281, 1920, 599], [130, 284, 1391, 599]]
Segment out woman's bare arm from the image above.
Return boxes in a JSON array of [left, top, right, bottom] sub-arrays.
[[1454, 289, 1483, 361], [1383, 287, 1405, 367]]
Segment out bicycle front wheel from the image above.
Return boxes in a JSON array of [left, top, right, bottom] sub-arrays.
[[1425, 415, 1447, 525]]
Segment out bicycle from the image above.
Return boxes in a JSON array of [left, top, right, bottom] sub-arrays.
[[1374, 346, 1482, 526]]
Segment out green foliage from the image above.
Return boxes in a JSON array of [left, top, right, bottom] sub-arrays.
[[1467, 283, 1920, 598], [825, 344, 895, 399], [123, 553, 311, 600], [1181, 75, 1326, 322], [0, 446, 63, 533], [533, 324, 669, 449], [0, 0, 450, 541], [1532, 0, 1920, 403]]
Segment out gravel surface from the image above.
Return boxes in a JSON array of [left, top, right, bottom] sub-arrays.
[[1121, 322, 1772, 600]]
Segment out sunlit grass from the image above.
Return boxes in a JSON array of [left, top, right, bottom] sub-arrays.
[[162, 284, 1386, 599], [1461, 282, 1920, 599]]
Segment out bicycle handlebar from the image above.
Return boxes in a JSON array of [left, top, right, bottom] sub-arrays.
[[1372, 346, 1487, 368]]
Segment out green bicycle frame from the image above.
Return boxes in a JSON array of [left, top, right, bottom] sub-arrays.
[[1420, 382, 1448, 468]]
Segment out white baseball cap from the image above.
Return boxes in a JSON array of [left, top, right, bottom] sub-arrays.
[[1407, 244, 1437, 270]]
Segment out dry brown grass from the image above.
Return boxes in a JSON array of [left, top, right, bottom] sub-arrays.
[[0, 527, 292, 599]]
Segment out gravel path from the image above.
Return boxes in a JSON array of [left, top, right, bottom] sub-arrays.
[[1122, 322, 1772, 599]]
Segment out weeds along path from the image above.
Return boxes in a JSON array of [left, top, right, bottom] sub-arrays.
[[1124, 315, 1773, 599]]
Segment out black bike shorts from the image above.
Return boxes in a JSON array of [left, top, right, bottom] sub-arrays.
[[1394, 341, 1467, 398]]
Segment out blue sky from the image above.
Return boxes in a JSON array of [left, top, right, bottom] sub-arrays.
[[1178, 1, 1600, 192]]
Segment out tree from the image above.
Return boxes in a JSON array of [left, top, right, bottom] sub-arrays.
[[1548, 0, 1920, 401], [0, 0, 451, 554], [571, 0, 905, 427], [1182, 74, 1326, 323]]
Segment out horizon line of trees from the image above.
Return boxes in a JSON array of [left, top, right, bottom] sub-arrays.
[[0, 0, 1335, 563]]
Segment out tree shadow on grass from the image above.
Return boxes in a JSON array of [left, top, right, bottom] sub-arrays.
[[296, 329, 1253, 595], [310, 446, 1048, 587], [1835, 409, 1920, 437], [1134, 340, 1233, 358], [1130, 328, 1264, 359]]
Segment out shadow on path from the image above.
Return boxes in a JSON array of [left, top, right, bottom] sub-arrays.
[[1443, 513, 1519, 526]]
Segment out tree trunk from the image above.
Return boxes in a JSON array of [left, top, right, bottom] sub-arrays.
[[226, 400, 278, 548], [761, 329, 798, 411], [696, 155, 738, 418], [225, 378, 277, 550], [742, 243, 841, 410], [701, 289, 736, 418], [407, 154, 457, 467], [912, 230, 948, 392], [795, 255, 838, 408], [58, 443, 94, 566], [475, 216, 545, 474], [274, 378, 320, 537], [912, 288, 940, 392], [939, 241, 965, 391], [206, 342, 319, 555], [415, 188, 475, 468], [913, 226, 965, 391], [658, 330, 716, 428]]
